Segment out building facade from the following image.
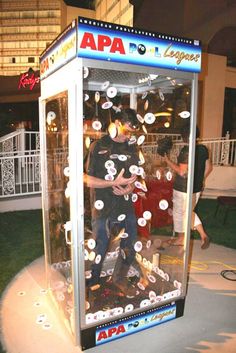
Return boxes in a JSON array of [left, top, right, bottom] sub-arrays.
[[0, 0, 67, 76], [0, 0, 133, 77], [95, 0, 133, 26]]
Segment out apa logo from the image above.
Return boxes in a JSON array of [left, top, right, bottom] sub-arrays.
[[97, 324, 126, 342], [129, 42, 160, 57], [80, 32, 126, 54]]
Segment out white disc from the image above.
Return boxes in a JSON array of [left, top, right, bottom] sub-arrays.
[[178, 110, 190, 119], [101, 81, 110, 90], [159, 199, 169, 210], [129, 165, 139, 174], [108, 123, 117, 139], [94, 200, 104, 210], [117, 214, 126, 221], [164, 272, 170, 281], [156, 170, 161, 180], [146, 239, 152, 248], [142, 125, 148, 134], [149, 290, 157, 299], [120, 232, 129, 238], [166, 171, 173, 181], [87, 238, 96, 250], [144, 100, 149, 111], [92, 120, 102, 130], [134, 241, 143, 252], [102, 101, 113, 109], [140, 299, 151, 308], [118, 154, 127, 161], [137, 114, 144, 123], [132, 193, 138, 202], [84, 249, 89, 261], [143, 211, 152, 220], [95, 91, 100, 102], [84, 93, 89, 101], [121, 249, 126, 259], [63, 167, 70, 177], [83, 67, 89, 78], [138, 218, 147, 227], [110, 153, 119, 159], [134, 181, 142, 189], [147, 274, 156, 283], [104, 174, 114, 181], [125, 304, 134, 312], [137, 282, 145, 291], [144, 112, 156, 124], [107, 167, 117, 175], [142, 92, 148, 99], [107, 86, 117, 98], [47, 111, 56, 123], [137, 135, 145, 145], [88, 251, 96, 261], [128, 135, 137, 145], [95, 254, 102, 264], [159, 89, 165, 101], [136, 167, 144, 176], [105, 160, 115, 169]]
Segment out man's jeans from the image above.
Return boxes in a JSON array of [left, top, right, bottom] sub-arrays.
[[88, 211, 137, 287]]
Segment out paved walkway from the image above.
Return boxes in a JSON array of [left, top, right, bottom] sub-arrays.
[[1, 240, 236, 353]]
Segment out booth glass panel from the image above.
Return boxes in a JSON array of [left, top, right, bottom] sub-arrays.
[[44, 91, 74, 334], [82, 66, 192, 326]]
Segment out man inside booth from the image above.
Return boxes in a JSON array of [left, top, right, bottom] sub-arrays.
[[85, 108, 141, 298]]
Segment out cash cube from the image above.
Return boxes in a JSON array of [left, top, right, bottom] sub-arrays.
[[39, 17, 201, 350]]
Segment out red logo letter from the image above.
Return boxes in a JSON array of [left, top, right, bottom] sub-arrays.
[[80, 32, 96, 50], [97, 35, 112, 51], [110, 38, 125, 54]]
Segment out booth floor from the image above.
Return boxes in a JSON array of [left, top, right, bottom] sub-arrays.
[[1, 239, 236, 353]]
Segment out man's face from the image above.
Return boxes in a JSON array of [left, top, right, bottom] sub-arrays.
[[118, 121, 137, 141]]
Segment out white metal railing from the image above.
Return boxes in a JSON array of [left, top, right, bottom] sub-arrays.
[[0, 151, 41, 198], [0, 130, 235, 199], [0, 129, 40, 154], [142, 138, 236, 166]]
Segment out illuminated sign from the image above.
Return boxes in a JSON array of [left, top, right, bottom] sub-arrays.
[[18, 72, 40, 90], [39, 17, 201, 79], [77, 18, 201, 73], [40, 21, 77, 80], [95, 303, 176, 345]]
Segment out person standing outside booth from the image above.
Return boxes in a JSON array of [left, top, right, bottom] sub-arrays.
[[164, 125, 213, 249], [86, 108, 141, 297]]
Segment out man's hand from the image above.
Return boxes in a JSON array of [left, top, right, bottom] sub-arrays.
[[112, 183, 134, 196], [113, 168, 136, 186]]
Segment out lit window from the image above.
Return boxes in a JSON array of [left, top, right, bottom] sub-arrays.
[[28, 57, 35, 63]]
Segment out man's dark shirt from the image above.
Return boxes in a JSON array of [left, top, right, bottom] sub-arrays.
[[86, 135, 139, 218], [174, 144, 209, 193]]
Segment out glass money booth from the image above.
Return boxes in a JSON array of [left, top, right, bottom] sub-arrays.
[[39, 17, 201, 350]]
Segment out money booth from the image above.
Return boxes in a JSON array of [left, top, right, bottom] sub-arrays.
[[39, 17, 201, 350]]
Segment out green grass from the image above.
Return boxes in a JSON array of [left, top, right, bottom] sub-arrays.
[[0, 200, 235, 352], [193, 198, 236, 249], [0, 210, 44, 353]]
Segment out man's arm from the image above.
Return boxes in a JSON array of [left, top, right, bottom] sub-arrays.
[[84, 168, 136, 188], [204, 159, 213, 179], [164, 155, 188, 176]]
